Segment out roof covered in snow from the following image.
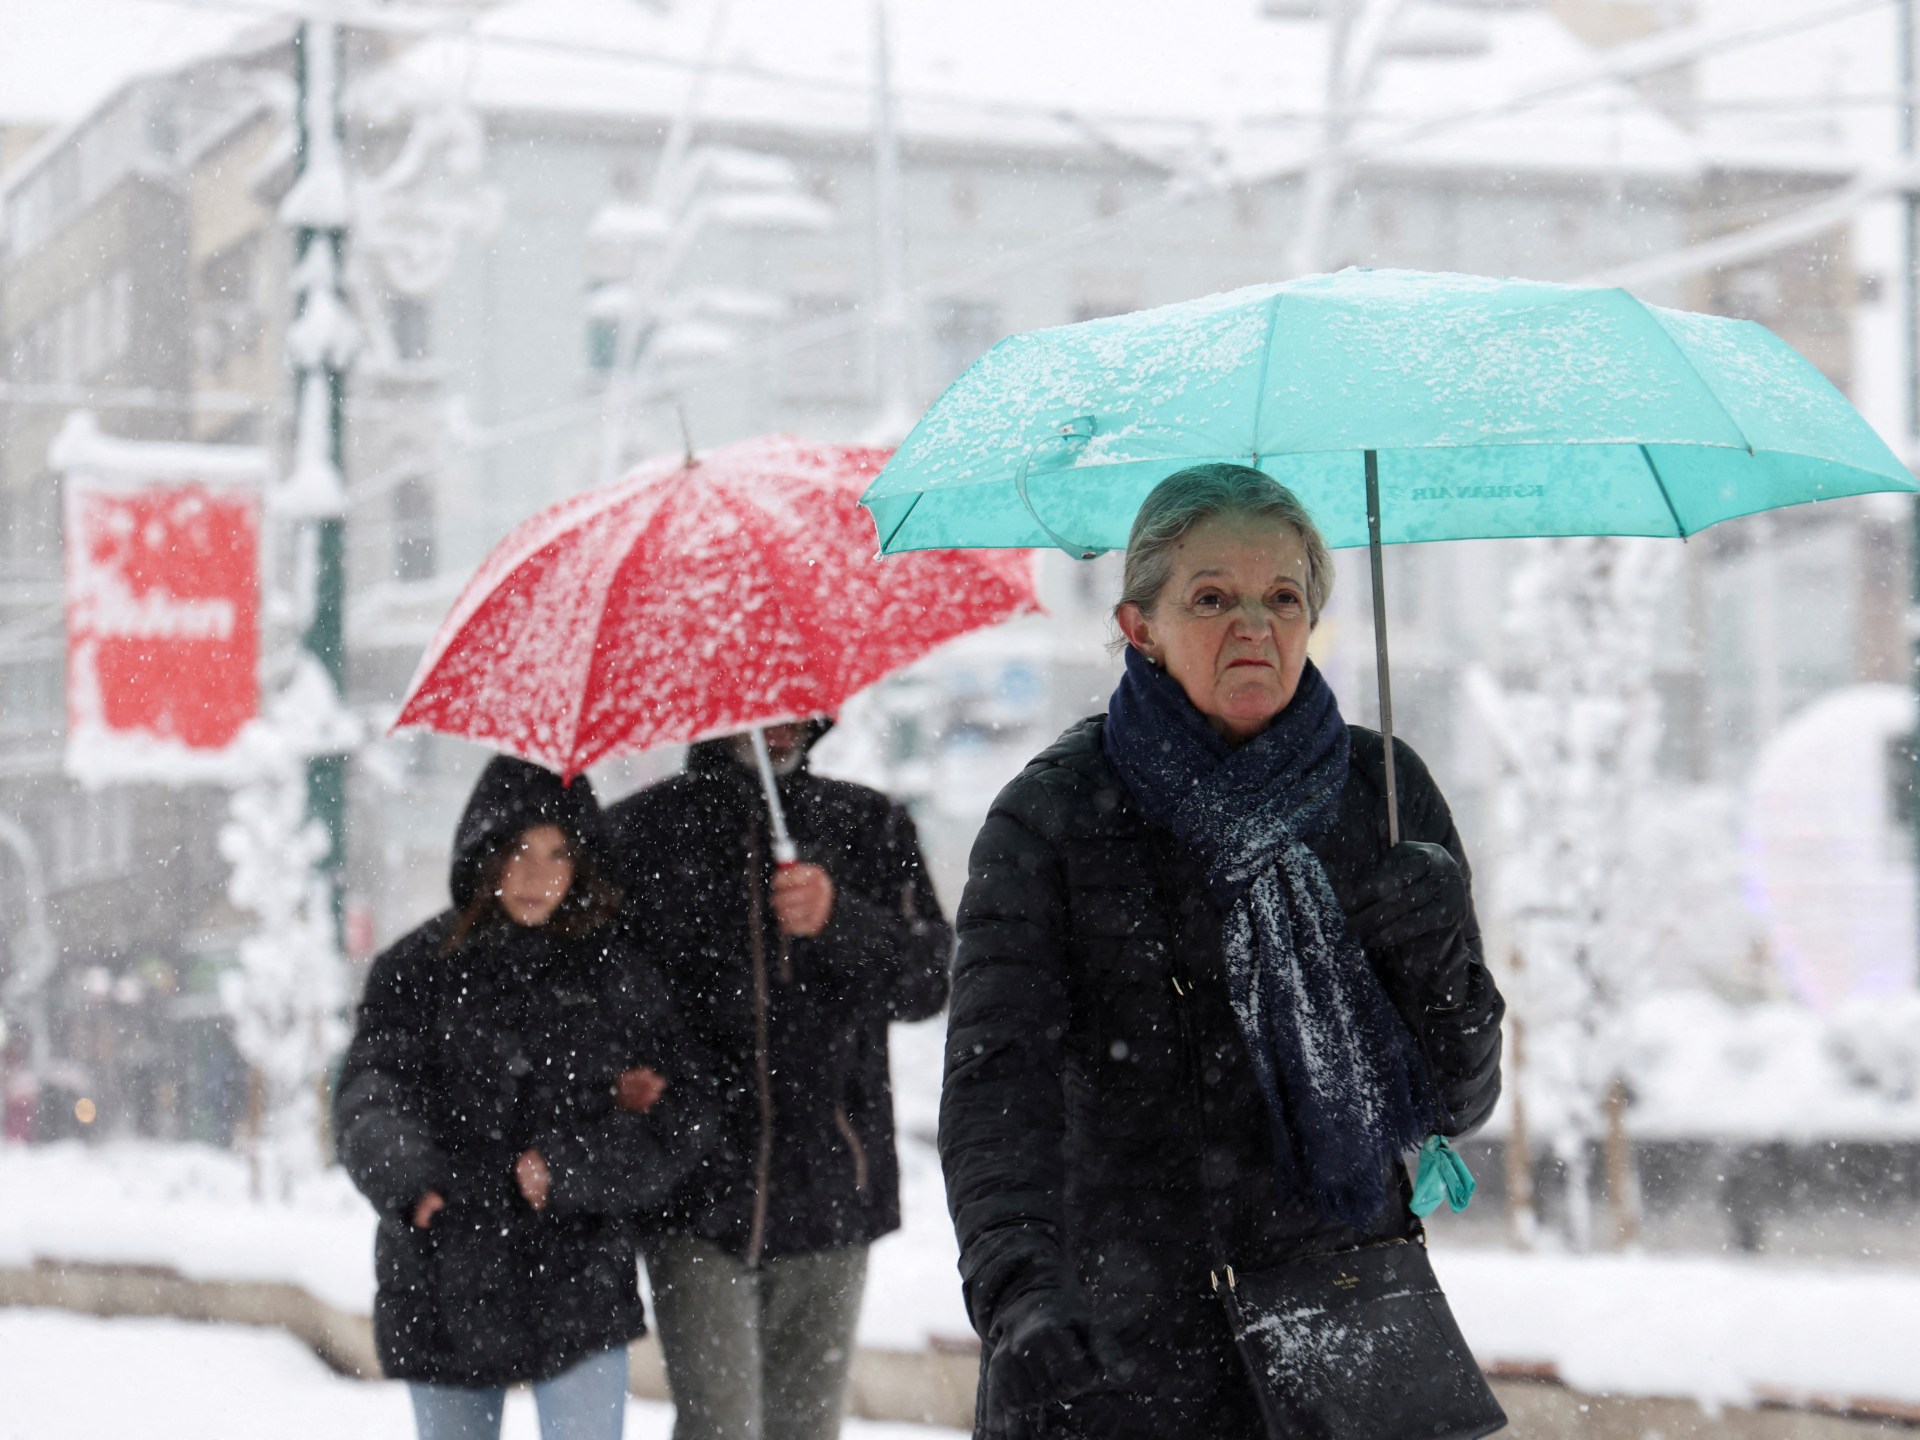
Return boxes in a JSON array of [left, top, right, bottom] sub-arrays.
[[396, 0, 1701, 179], [0, 0, 267, 128], [1694, 0, 1904, 170]]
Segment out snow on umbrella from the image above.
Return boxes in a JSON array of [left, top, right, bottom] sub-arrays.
[[861, 267, 1918, 839], [394, 435, 1039, 856]]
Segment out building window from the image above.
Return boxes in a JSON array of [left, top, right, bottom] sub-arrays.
[[0, 658, 60, 736], [1072, 291, 1137, 324], [778, 294, 867, 403], [16, 318, 52, 383], [48, 786, 129, 888], [201, 238, 255, 303], [388, 295, 431, 363], [391, 476, 436, 581], [587, 315, 619, 373], [46, 148, 79, 218], [950, 175, 979, 226], [199, 241, 260, 371], [1715, 266, 1785, 327], [930, 297, 1001, 388], [1232, 187, 1261, 231], [805, 167, 839, 204], [106, 268, 132, 361]]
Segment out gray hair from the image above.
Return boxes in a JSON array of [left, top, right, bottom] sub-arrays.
[[1116, 463, 1334, 626]]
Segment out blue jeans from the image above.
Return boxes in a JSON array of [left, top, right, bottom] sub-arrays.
[[409, 1345, 629, 1440]]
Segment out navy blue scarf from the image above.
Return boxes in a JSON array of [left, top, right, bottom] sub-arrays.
[[1104, 647, 1435, 1227]]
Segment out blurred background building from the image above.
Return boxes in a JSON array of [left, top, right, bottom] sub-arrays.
[[1, 0, 1916, 1212]]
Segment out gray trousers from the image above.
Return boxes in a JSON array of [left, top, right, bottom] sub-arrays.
[[641, 1233, 868, 1440]]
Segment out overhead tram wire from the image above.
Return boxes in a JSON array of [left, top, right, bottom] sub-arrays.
[[112, 0, 1894, 186], [95, 0, 1902, 460], [107, 0, 1224, 139], [514, 0, 1905, 454]]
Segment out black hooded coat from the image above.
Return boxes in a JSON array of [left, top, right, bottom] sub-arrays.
[[940, 719, 1505, 1439], [334, 756, 719, 1387], [605, 731, 952, 1264]]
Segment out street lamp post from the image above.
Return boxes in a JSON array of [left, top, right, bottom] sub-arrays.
[[1899, 0, 1920, 951], [282, 20, 354, 932]]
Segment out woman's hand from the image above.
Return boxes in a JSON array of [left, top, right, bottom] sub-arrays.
[[515, 1149, 551, 1211], [985, 1292, 1119, 1418], [1341, 841, 1470, 1002], [411, 1190, 446, 1229], [771, 863, 835, 937], [616, 1065, 669, 1113]]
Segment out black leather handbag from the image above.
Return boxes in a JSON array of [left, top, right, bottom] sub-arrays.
[[1217, 1237, 1507, 1440]]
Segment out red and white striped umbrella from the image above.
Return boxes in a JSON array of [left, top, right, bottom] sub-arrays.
[[393, 435, 1041, 785]]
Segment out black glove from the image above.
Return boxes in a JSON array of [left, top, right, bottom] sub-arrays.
[[984, 1291, 1118, 1419], [1340, 841, 1471, 1005]]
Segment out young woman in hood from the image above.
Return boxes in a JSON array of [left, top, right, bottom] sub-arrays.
[[335, 755, 717, 1440]]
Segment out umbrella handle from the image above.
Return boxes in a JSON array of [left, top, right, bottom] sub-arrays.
[[1014, 418, 1105, 559], [748, 726, 802, 866], [1365, 450, 1402, 848]]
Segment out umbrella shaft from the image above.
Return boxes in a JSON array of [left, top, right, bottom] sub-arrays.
[[1365, 450, 1402, 848], [749, 726, 802, 866]]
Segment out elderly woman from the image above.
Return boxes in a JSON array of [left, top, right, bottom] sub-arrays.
[[939, 464, 1505, 1439]]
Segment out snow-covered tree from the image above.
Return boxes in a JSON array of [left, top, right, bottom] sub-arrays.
[[217, 659, 356, 1199], [1482, 534, 1680, 1250]]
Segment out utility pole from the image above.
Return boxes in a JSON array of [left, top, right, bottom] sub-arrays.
[[1902, 0, 1920, 955], [868, 0, 915, 442], [598, 0, 733, 481], [282, 20, 354, 933]]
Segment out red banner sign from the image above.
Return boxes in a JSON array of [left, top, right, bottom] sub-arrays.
[[60, 419, 265, 771]]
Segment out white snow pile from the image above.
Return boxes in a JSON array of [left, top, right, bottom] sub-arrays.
[[1618, 988, 1920, 1141], [0, 1310, 966, 1440], [1436, 1248, 1920, 1414], [0, 1141, 373, 1317]]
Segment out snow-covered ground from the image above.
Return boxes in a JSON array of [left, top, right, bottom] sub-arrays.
[[0, 1124, 974, 1352], [8, 1132, 1920, 1414], [1434, 1249, 1920, 1413], [0, 1140, 376, 1319], [0, 1310, 965, 1440]]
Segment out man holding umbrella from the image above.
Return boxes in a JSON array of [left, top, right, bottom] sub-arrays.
[[606, 717, 951, 1440]]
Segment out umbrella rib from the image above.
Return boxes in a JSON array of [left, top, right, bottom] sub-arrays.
[[1632, 299, 1758, 457], [561, 494, 672, 777], [1637, 444, 1688, 538], [761, 491, 844, 716], [877, 489, 925, 554], [1247, 294, 1283, 466]]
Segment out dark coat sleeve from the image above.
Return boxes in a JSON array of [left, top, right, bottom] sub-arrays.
[[538, 964, 724, 1218], [333, 926, 454, 1219], [1377, 738, 1505, 1138], [938, 781, 1076, 1343], [801, 800, 952, 1023]]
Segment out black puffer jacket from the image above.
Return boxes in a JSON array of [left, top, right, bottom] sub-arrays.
[[940, 718, 1504, 1439], [335, 757, 719, 1386], [606, 736, 952, 1263]]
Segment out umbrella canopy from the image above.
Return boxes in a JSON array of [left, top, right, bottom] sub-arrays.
[[395, 435, 1040, 781], [863, 268, 1916, 558], [860, 268, 1917, 845]]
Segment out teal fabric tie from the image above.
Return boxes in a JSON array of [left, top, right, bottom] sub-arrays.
[[1409, 1135, 1475, 1217]]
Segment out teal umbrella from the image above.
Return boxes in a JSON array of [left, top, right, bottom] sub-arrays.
[[861, 268, 1916, 838]]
